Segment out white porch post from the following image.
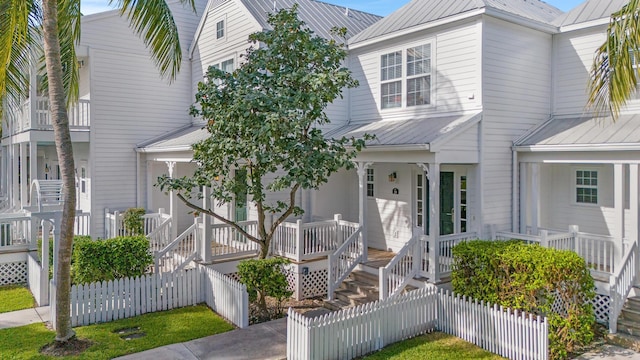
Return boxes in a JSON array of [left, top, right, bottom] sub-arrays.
[[146, 161, 153, 210], [40, 220, 50, 306], [166, 161, 178, 239], [631, 164, 639, 246], [1, 146, 6, 196], [19, 143, 27, 208], [530, 163, 540, 235], [201, 186, 212, 263], [29, 142, 37, 205], [428, 162, 440, 282], [614, 164, 625, 261], [519, 162, 528, 234], [356, 162, 372, 262]]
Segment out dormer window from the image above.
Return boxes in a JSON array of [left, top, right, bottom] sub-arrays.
[[380, 43, 433, 109]]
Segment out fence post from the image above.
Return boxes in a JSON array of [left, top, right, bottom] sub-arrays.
[[334, 214, 342, 246], [540, 230, 548, 248], [609, 276, 618, 334], [29, 215, 38, 251], [296, 219, 303, 262], [327, 254, 334, 301], [104, 208, 110, 239], [379, 267, 387, 300], [569, 225, 579, 253], [489, 224, 497, 240], [41, 220, 50, 306], [114, 210, 121, 237]]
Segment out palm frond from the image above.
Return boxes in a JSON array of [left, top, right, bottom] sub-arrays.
[[110, 0, 197, 82], [588, 0, 640, 120]]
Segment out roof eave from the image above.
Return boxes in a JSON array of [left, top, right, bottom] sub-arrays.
[[515, 143, 640, 152], [136, 145, 194, 153], [558, 18, 610, 33]]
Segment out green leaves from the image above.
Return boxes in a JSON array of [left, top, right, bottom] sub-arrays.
[[123, 207, 146, 236], [161, 6, 367, 257], [452, 240, 595, 359], [237, 258, 293, 317]]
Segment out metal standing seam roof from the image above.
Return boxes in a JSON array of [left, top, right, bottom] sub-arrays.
[[137, 125, 209, 152], [325, 112, 481, 147], [348, 0, 563, 45], [514, 114, 640, 148], [552, 0, 626, 27], [240, 0, 382, 40]]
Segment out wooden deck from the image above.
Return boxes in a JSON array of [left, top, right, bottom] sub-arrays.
[[364, 248, 396, 268]]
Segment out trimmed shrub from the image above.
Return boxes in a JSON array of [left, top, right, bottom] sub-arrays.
[[73, 236, 153, 284], [123, 207, 146, 236], [452, 240, 595, 359], [237, 258, 293, 317]]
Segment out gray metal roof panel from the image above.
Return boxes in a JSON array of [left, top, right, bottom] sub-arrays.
[[139, 125, 208, 150], [553, 0, 625, 27], [326, 113, 481, 146], [515, 114, 640, 147], [240, 0, 382, 39], [349, 0, 563, 45]]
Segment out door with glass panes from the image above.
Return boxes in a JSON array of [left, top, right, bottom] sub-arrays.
[[414, 169, 468, 236]]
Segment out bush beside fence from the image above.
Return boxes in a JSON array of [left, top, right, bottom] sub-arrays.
[[287, 286, 548, 360]]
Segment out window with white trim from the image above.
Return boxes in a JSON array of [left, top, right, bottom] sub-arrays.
[[216, 20, 225, 39], [380, 43, 432, 109], [80, 166, 87, 194], [366, 168, 375, 197], [576, 170, 598, 204]]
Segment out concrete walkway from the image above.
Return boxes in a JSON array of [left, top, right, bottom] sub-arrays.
[[113, 317, 287, 360], [0, 306, 50, 329], [576, 345, 640, 359]]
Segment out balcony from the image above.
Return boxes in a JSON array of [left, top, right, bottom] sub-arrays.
[[4, 96, 90, 136]]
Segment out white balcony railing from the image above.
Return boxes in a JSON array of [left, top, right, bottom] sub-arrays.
[[4, 96, 90, 135]]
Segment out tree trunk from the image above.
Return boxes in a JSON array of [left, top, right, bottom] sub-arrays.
[[42, 0, 77, 343]]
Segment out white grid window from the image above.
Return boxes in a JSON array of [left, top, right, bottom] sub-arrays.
[[576, 170, 598, 204], [216, 20, 225, 39], [407, 44, 431, 106], [380, 51, 402, 109], [367, 169, 374, 197]]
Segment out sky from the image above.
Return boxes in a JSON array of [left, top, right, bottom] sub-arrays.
[[81, 0, 586, 17]]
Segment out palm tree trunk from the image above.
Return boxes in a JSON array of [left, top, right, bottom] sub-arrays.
[[42, 0, 76, 343]]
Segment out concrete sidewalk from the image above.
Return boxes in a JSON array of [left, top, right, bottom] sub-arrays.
[[0, 306, 49, 329], [576, 345, 640, 359], [113, 317, 287, 360]]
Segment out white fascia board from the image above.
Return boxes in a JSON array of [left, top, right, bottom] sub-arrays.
[[515, 143, 640, 152], [559, 18, 610, 33], [135, 146, 194, 153], [483, 8, 559, 34], [188, 0, 211, 59]]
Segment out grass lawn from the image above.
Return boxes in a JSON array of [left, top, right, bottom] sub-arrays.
[[0, 304, 235, 359], [0, 285, 35, 313], [362, 332, 505, 360]]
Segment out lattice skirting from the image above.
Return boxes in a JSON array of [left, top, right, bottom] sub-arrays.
[[550, 291, 610, 325], [0, 261, 27, 286], [299, 269, 328, 299]]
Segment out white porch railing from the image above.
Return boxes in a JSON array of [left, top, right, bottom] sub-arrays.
[[0, 214, 31, 248], [209, 220, 260, 259], [147, 216, 172, 252], [73, 211, 91, 236], [154, 220, 198, 274], [4, 97, 90, 135], [105, 208, 170, 239], [609, 242, 638, 334], [379, 236, 418, 300], [437, 232, 479, 275], [327, 227, 363, 301]]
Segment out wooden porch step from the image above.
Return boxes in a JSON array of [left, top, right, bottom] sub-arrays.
[[616, 319, 640, 338], [620, 307, 640, 323]]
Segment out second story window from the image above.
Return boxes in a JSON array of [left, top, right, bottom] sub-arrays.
[[216, 20, 225, 39], [381, 51, 402, 109], [380, 43, 433, 109]]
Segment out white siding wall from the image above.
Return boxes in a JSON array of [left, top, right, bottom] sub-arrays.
[[349, 19, 482, 123], [313, 169, 359, 223], [481, 17, 553, 235], [81, 1, 206, 237]]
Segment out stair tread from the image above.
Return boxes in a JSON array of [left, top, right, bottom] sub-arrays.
[[343, 278, 379, 289]]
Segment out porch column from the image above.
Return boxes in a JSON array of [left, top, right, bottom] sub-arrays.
[[428, 162, 440, 282], [201, 186, 212, 263], [530, 163, 540, 235], [29, 142, 37, 205], [356, 162, 372, 262], [166, 161, 178, 240], [19, 143, 27, 208], [146, 161, 153, 210], [1, 146, 6, 196], [519, 162, 528, 233], [614, 164, 625, 261], [11, 145, 18, 209], [631, 164, 639, 246]]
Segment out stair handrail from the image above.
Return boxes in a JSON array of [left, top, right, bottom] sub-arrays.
[[327, 226, 363, 301], [379, 236, 418, 301], [146, 215, 172, 251], [154, 221, 198, 274], [609, 241, 638, 334]]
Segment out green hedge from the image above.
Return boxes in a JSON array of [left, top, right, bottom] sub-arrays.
[[452, 240, 595, 359], [73, 236, 153, 284]]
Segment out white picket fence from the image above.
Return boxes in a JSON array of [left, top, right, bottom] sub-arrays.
[[287, 286, 548, 360], [202, 266, 249, 328], [66, 266, 249, 328]]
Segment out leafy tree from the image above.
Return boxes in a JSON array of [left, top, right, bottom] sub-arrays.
[[158, 6, 368, 259], [0, 0, 195, 344], [588, 0, 640, 119]]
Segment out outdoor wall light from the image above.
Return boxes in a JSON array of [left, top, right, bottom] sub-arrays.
[[388, 172, 397, 182], [302, 267, 309, 275]]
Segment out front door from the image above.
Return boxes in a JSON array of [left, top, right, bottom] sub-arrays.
[[439, 172, 455, 235], [234, 169, 247, 222]]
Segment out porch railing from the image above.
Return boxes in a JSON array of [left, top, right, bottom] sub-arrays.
[[379, 236, 418, 300], [209, 220, 260, 259], [609, 242, 638, 334], [154, 219, 198, 274], [147, 216, 172, 251], [104, 208, 170, 239], [4, 97, 90, 135], [327, 227, 363, 301], [0, 214, 31, 248]]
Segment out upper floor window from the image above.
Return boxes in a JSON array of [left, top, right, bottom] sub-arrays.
[[380, 43, 432, 109], [216, 20, 225, 39], [576, 170, 597, 204]]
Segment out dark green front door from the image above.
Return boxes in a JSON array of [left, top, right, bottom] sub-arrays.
[[234, 169, 247, 222], [440, 172, 454, 235]]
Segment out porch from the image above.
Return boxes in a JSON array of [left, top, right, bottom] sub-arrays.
[[2, 97, 91, 136]]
